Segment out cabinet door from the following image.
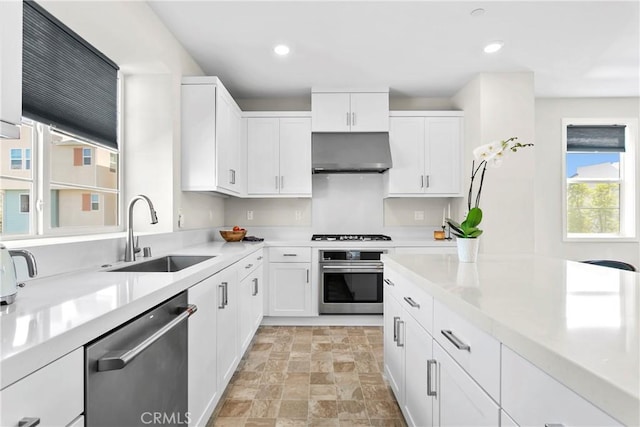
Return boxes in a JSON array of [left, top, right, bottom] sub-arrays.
[[216, 90, 237, 193], [383, 292, 405, 405], [404, 317, 435, 427], [350, 92, 389, 132], [251, 265, 264, 330], [434, 342, 500, 427], [387, 117, 426, 195], [229, 106, 243, 193], [279, 118, 312, 196], [216, 266, 239, 390], [188, 276, 218, 427], [238, 273, 256, 354], [0, 0, 22, 138], [424, 117, 462, 195], [312, 93, 350, 132], [269, 263, 312, 316], [247, 118, 280, 195], [181, 84, 217, 191], [0, 348, 83, 427]]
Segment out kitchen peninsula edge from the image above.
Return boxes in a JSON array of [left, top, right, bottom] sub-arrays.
[[382, 253, 639, 426]]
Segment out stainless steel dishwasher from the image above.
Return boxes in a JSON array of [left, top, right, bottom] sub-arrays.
[[85, 292, 196, 427]]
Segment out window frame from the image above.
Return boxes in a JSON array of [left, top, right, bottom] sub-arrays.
[[19, 193, 30, 214], [10, 148, 23, 170], [82, 147, 92, 165], [562, 118, 638, 242]]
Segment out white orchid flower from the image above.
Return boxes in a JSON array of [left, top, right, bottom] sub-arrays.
[[473, 140, 509, 167]]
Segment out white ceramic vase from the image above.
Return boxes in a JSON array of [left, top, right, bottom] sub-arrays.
[[457, 237, 480, 263]]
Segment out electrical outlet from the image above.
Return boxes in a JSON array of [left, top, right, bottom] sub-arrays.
[[295, 210, 302, 220], [247, 210, 253, 220], [178, 210, 185, 228], [414, 211, 424, 221]]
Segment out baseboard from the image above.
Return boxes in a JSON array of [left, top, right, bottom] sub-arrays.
[[261, 315, 383, 326]]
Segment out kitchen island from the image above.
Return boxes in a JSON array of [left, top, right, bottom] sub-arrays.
[[383, 253, 639, 426]]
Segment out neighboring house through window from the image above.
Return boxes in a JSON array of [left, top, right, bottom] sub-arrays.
[[83, 147, 92, 165], [563, 119, 637, 240], [10, 149, 22, 169], [19, 194, 29, 213]]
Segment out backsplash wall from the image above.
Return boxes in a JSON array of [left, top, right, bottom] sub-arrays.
[[224, 174, 457, 230]]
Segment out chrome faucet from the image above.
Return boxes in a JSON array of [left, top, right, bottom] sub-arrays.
[[125, 195, 158, 262]]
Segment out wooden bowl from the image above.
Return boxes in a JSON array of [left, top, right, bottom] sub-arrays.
[[220, 230, 247, 242]]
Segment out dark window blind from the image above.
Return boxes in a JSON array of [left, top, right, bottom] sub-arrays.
[[567, 125, 626, 152], [23, 1, 119, 149]]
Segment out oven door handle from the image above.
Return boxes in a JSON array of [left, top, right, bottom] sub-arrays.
[[97, 304, 197, 372], [321, 265, 383, 271]]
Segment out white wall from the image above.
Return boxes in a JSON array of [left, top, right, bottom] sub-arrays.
[[39, 1, 224, 233], [535, 97, 640, 267], [452, 72, 536, 255]]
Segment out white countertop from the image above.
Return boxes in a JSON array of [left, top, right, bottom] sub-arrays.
[[0, 241, 264, 390], [382, 253, 640, 426]]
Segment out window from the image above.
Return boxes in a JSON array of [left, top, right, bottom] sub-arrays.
[[10, 149, 22, 169], [83, 148, 92, 165], [19, 194, 30, 213], [563, 119, 637, 240], [0, 1, 121, 239]]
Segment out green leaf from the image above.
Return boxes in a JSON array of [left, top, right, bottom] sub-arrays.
[[468, 229, 483, 238], [446, 219, 464, 235], [465, 208, 483, 228]]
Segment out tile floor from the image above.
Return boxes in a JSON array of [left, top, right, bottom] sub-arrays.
[[207, 326, 407, 427]]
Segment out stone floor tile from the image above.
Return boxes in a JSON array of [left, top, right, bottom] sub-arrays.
[[278, 400, 309, 418], [274, 419, 307, 427], [261, 371, 286, 385], [244, 418, 277, 427], [308, 419, 340, 427], [310, 372, 335, 385], [336, 400, 368, 420], [336, 382, 364, 401], [310, 384, 338, 400], [365, 400, 402, 419], [255, 384, 284, 400], [285, 372, 310, 384], [338, 420, 372, 427], [309, 400, 339, 419], [310, 360, 334, 373], [269, 352, 290, 360], [227, 385, 260, 400], [333, 372, 359, 384], [281, 383, 310, 400], [265, 360, 288, 372], [210, 417, 246, 427], [361, 384, 392, 401], [218, 399, 253, 417], [249, 400, 281, 418]]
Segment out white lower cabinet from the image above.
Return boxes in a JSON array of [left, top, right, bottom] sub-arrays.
[[404, 316, 435, 427], [500, 410, 518, 427], [383, 289, 405, 403], [268, 247, 312, 316], [435, 341, 500, 426], [0, 348, 83, 427], [215, 265, 240, 390], [188, 274, 219, 427], [501, 345, 622, 427], [238, 251, 264, 354]]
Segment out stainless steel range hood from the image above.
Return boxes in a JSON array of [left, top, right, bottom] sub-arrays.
[[312, 132, 392, 173]]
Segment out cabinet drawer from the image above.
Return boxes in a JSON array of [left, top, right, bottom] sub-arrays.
[[384, 269, 433, 335], [239, 249, 264, 280], [0, 348, 83, 427], [501, 345, 622, 427], [433, 299, 500, 401], [269, 247, 311, 263]]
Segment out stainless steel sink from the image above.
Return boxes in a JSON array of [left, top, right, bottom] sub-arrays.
[[109, 255, 215, 273]]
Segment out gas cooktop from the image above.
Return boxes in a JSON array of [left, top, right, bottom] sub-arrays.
[[311, 234, 392, 242]]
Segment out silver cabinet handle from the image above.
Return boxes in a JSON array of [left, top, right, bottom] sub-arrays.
[[218, 284, 226, 309], [396, 320, 405, 347], [384, 278, 394, 286], [393, 316, 400, 342], [306, 269, 310, 283], [245, 263, 254, 269], [232, 169, 236, 184], [252, 277, 259, 296], [346, 112, 350, 126], [427, 359, 437, 397], [426, 175, 430, 188], [98, 304, 198, 371], [545, 424, 565, 427], [283, 253, 298, 257], [18, 418, 40, 427], [224, 282, 228, 306], [441, 330, 470, 351], [403, 296, 420, 308], [257, 256, 263, 261], [420, 175, 424, 188], [352, 112, 356, 126]]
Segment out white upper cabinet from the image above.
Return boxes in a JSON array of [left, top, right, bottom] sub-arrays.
[[312, 90, 389, 132], [0, 0, 22, 139], [181, 76, 243, 195], [246, 115, 311, 197], [385, 113, 463, 197]]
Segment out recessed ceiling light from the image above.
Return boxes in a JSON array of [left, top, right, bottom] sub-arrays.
[[470, 8, 485, 17], [274, 45, 290, 56], [484, 41, 504, 54]]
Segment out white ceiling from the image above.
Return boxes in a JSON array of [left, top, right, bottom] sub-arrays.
[[148, 1, 640, 100]]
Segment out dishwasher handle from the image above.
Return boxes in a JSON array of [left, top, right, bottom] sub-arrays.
[[97, 304, 197, 372]]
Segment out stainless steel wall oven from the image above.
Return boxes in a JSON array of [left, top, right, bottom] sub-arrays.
[[319, 250, 385, 314]]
